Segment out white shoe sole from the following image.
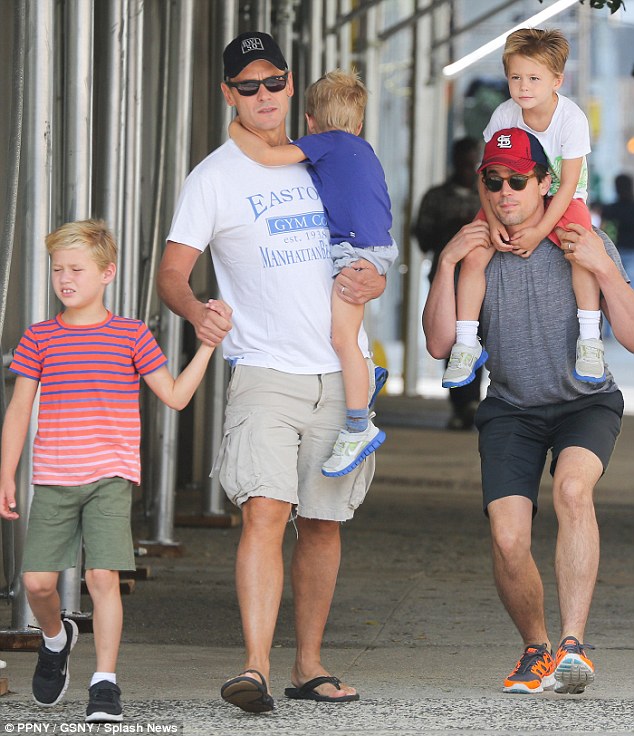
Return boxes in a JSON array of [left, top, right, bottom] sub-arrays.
[[554, 655, 594, 694], [502, 672, 555, 694]]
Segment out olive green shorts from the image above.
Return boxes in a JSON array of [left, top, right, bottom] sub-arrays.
[[22, 477, 135, 572]]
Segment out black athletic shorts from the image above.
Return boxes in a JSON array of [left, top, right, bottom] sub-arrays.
[[475, 390, 624, 515]]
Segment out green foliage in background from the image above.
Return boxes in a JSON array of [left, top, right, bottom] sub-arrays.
[[538, 0, 625, 13]]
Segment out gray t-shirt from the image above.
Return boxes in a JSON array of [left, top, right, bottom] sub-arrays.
[[481, 230, 628, 408]]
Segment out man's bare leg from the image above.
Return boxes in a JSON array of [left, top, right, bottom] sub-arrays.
[[233, 497, 291, 689], [290, 516, 356, 698], [551, 447, 602, 642], [488, 495, 550, 648]]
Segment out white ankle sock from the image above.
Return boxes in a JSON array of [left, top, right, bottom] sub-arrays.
[[43, 624, 67, 653], [578, 309, 601, 340], [456, 320, 479, 348], [91, 672, 117, 687]]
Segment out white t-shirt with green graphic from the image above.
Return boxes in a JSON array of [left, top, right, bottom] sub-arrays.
[[483, 94, 590, 202]]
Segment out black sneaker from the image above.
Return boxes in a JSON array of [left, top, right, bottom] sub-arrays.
[[32, 618, 79, 706], [85, 680, 123, 722]]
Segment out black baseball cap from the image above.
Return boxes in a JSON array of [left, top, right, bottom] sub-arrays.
[[223, 32, 288, 80]]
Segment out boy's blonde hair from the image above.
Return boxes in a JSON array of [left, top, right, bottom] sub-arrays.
[[502, 28, 569, 77], [305, 69, 368, 134], [46, 219, 118, 271]]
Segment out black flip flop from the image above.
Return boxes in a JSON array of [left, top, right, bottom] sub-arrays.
[[284, 675, 360, 703], [220, 669, 275, 713]]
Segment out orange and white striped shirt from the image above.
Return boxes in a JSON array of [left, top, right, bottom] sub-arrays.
[[10, 312, 167, 486]]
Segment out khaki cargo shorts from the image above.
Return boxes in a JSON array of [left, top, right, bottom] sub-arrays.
[[214, 363, 376, 522], [22, 477, 135, 572]]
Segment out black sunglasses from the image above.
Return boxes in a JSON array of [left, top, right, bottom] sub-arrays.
[[483, 172, 536, 192], [225, 73, 289, 97]]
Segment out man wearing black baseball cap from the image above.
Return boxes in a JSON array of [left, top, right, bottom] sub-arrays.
[[424, 127, 634, 697], [158, 31, 385, 713]]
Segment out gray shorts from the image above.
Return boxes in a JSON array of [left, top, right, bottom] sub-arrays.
[[214, 363, 376, 521], [331, 240, 399, 276], [22, 477, 135, 572]]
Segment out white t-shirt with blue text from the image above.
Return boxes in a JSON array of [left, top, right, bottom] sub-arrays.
[[167, 139, 369, 374]]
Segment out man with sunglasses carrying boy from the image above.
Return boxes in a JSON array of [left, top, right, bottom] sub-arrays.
[[423, 127, 634, 696], [157, 32, 385, 713]]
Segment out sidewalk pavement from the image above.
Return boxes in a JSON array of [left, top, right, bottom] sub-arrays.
[[1, 396, 633, 734]]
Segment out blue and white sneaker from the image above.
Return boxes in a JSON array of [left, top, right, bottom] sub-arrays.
[[322, 421, 386, 477], [442, 342, 488, 389], [573, 338, 605, 383]]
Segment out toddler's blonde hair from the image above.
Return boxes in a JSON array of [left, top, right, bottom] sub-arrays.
[[305, 68, 368, 134]]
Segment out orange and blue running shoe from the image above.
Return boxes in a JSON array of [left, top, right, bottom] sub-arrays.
[[554, 636, 595, 694], [503, 643, 556, 693]]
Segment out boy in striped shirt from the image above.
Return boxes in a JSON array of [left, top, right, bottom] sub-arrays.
[[0, 219, 231, 722]]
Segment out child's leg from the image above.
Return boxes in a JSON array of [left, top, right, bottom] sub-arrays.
[[25, 569, 79, 707], [546, 198, 592, 248], [456, 245, 495, 324], [549, 198, 605, 380], [322, 287, 386, 477], [441, 246, 493, 389], [84, 570, 124, 723], [571, 263, 605, 382], [571, 262, 601, 319], [330, 287, 369, 419], [23, 571, 62, 637], [85, 568, 123, 674]]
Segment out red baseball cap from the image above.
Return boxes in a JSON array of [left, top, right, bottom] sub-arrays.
[[478, 128, 549, 174]]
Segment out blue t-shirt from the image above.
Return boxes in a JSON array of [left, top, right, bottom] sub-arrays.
[[293, 130, 392, 248]]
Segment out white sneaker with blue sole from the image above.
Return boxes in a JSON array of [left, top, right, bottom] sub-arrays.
[[322, 421, 386, 477], [573, 337, 605, 383], [442, 342, 488, 389]]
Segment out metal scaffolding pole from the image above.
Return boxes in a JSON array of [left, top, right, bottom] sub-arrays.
[[98, 0, 126, 314], [0, 0, 26, 619], [10, 0, 55, 631], [276, 0, 294, 68], [147, 0, 195, 543], [324, 0, 337, 69], [360, 6, 380, 348], [119, 0, 143, 318], [309, 0, 324, 82], [202, 2, 237, 518], [338, 0, 352, 73], [57, 0, 94, 618], [255, 0, 272, 32], [404, 0, 447, 396]]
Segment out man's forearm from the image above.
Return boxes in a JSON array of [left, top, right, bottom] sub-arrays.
[[157, 269, 202, 325], [559, 224, 634, 352], [596, 263, 634, 351]]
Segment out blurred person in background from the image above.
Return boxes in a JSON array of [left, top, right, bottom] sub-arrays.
[[413, 137, 483, 430]]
